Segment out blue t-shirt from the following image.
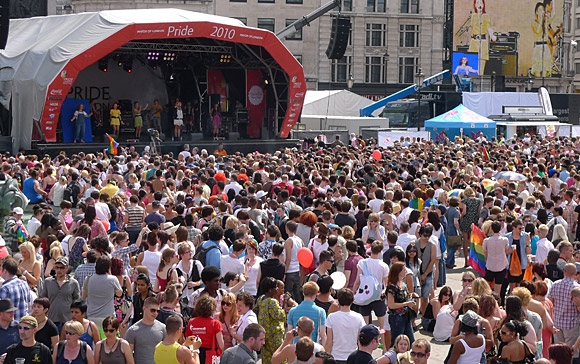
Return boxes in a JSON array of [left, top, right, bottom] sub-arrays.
[[287, 301, 326, 342], [202, 240, 221, 269], [446, 207, 460, 236], [0, 320, 20, 355]]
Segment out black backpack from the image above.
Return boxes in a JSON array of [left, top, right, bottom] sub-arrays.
[[193, 243, 219, 266], [57, 340, 88, 364]]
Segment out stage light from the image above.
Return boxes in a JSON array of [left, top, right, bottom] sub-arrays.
[[219, 54, 231, 63], [264, 79, 269, 85], [148, 52, 160, 61], [163, 52, 175, 62], [98, 57, 108, 72], [123, 56, 133, 73]]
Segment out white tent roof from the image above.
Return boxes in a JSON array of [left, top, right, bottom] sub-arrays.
[[303, 90, 383, 117], [0, 9, 247, 151]]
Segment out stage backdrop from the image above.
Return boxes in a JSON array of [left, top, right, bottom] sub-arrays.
[[246, 69, 266, 138], [453, 0, 563, 77], [61, 99, 93, 143]]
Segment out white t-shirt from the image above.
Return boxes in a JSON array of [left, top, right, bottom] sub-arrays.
[[308, 238, 329, 265], [535, 238, 554, 264], [433, 304, 456, 342], [368, 199, 384, 213], [243, 256, 264, 296], [397, 233, 416, 253], [357, 257, 389, 289], [325, 310, 366, 360], [220, 255, 244, 277]]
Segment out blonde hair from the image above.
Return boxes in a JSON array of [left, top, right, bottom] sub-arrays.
[[463, 187, 475, 198], [553, 225, 569, 243], [463, 271, 476, 281], [63, 320, 85, 336], [512, 287, 532, 306], [471, 278, 492, 297], [19, 241, 37, 264], [225, 216, 239, 230], [219, 292, 239, 324], [342, 225, 355, 240], [392, 334, 411, 353]]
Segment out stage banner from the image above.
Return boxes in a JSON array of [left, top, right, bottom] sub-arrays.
[[207, 70, 227, 112], [61, 99, 93, 143], [246, 69, 266, 138]]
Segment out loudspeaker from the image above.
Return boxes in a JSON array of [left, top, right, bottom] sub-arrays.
[[501, 54, 518, 76], [495, 75, 506, 92], [0, 0, 9, 50], [326, 16, 351, 60]]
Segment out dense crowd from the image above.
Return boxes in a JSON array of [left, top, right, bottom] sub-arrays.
[[1, 133, 580, 364]]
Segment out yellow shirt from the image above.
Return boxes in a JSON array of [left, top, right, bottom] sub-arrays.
[[151, 104, 162, 118], [154, 342, 180, 364], [110, 109, 121, 119], [100, 184, 119, 197]]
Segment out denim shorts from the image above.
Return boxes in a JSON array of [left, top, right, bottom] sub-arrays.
[[420, 273, 433, 299]]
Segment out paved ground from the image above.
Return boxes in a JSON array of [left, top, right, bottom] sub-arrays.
[[370, 256, 468, 362]]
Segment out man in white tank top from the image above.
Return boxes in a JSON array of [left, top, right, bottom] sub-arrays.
[[284, 221, 304, 302]]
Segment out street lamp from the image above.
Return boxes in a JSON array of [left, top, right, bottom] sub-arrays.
[[383, 51, 390, 98], [347, 73, 354, 90], [415, 67, 425, 131]]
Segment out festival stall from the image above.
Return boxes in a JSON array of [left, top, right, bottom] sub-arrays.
[[425, 104, 496, 142]]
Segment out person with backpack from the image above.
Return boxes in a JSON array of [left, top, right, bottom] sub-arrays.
[[64, 172, 82, 208], [53, 320, 95, 364], [353, 240, 390, 331], [197, 225, 224, 269]]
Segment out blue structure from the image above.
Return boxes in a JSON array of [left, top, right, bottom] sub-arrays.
[[360, 70, 451, 117], [425, 104, 496, 143]]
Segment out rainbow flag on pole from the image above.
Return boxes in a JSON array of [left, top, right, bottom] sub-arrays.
[[467, 224, 487, 276], [106, 134, 119, 155], [483, 147, 490, 161]]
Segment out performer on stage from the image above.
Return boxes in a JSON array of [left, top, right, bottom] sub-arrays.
[[110, 102, 123, 137], [150, 99, 163, 132], [468, 0, 496, 74], [212, 103, 221, 140], [133, 101, 148, 139], [454, 57, 479, 75], [174, 101, 184, 141], [531, 2, 552, 77], [70, 104, 92, 143]]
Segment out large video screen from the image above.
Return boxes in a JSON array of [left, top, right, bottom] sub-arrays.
[[453, 0, 563, 77]]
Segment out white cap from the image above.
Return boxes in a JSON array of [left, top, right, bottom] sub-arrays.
[[12, 207, 23, 215], [0, 236, 5, 247]]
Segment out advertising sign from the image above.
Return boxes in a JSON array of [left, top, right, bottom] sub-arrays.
[[453, 0, 563, 77]]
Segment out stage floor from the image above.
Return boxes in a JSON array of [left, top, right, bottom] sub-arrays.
[[32, 135, 301, 157]]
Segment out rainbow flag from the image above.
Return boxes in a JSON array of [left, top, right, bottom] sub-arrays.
[[467, 224, 487, 275], [483, 147, 490, 161], [16, 223, 27, 245], [106, 134, 119, 155]]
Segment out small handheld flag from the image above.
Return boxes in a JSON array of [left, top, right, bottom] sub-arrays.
[[483, 147, 490, 161], [106, 134, 119, 155], [16, 223, 27, 245], [467, 224, 487, 276]]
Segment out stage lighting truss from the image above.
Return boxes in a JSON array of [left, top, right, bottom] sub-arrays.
[[163, 52, 176, 62], [219, 54, 231, 63]]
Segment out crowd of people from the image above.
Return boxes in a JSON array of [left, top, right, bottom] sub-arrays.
[[1, 133, 580, 364]]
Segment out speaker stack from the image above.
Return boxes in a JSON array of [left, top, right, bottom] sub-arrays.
[[326, 16, 351, 60]]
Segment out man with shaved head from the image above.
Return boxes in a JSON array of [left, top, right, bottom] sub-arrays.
[[271, 316, 324, 364], [548, 263, 580, 360]]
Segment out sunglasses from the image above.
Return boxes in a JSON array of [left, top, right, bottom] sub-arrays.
[[462, 278, 474, 283], [410, 351, 427, 358], [149, 308, 160, 313], [221, 301, 232, 307], [422, 234, 431, 238], [442, 293, 451, 296], [104, 329, 117, 333], [409, 250, 417, 254], [65, 331, 77, 336], [500, 331, 510, 336], [18, 326, 32, 331]]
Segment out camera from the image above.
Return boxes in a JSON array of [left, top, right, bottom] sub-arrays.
[[147, 128, 159, 137]]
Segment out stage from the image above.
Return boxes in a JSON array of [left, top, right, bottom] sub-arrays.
[[31, 133, 301, 157]]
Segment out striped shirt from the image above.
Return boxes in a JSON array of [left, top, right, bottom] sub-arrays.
[[548, 276, 580, 330], [126, 205, 145, 228], [0, 276, 32, 321], [74, 263, 95, 292]]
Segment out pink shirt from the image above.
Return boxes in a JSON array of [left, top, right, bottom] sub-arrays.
[[482, 234, 510, 272]]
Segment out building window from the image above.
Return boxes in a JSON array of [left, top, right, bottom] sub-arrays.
[[366, 23, 386, 46], [331, 56, 352, 82], [400, 0, 419, 13], [367, 0, 386, 12], [400, 24, 420, 47], [399, 57, 419, 83], [575, 62, 580, 75], [341, 0, 352, 11], [258, 0, 275, 3], [294, 55, 303, 64], [287, 0, 303, 3], [285, 19, 303, 40], [257, 18, 275, 32], [576, 17, 580, 30], [365, 56, 386, 83], [234, 17, 248, 25]]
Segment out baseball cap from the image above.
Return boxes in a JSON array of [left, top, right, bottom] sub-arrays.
[[184, 196, 194, 206], [461, 310, 479, 328], [55, 256, 69, 266], [360, 324, 385, 338], [11, 207, 23, 215], [0, 298, 17, 313], [436, 204, 447, 215], [20, 315, 38, 328]]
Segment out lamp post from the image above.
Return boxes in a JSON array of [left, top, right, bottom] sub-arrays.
[[415, 67, 425, 131], [347, 73, 354, 90], [383, 51, 390, 98]]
